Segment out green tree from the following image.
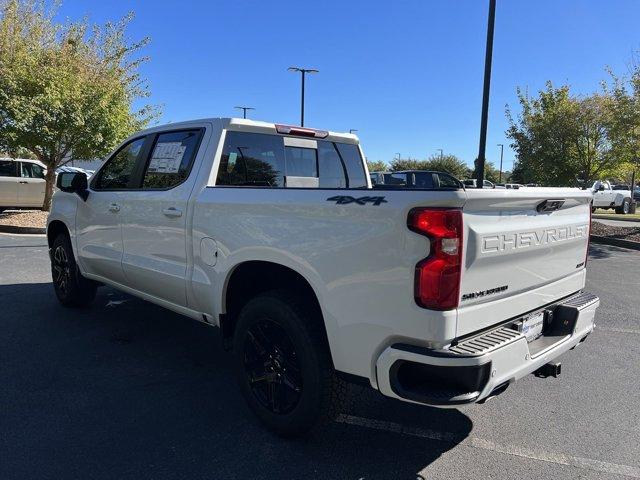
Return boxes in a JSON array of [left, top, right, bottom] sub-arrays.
[[366, 160, 388, 172], [389, 158, 430, 171], [506, 82, 621, 187], [0, 0, 159, 210], [424, 154, 470, 180], [602, 65, 640, 184]]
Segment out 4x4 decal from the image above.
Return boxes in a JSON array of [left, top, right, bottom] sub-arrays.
[[326, 195, 388, 206]]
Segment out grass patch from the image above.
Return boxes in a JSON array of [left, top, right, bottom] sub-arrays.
[[593, 209, 640, 221]]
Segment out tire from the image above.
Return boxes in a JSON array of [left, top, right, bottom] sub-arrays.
[[615, 198, 630, 214], [232, 289, 346, 437], [51, 233, 97, 307]]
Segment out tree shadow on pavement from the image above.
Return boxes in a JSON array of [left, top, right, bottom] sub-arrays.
[[587, 243, 632, 259], [1, 282, 473, 480]]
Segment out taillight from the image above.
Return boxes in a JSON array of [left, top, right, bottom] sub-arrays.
[[408, 208, 463, 310]]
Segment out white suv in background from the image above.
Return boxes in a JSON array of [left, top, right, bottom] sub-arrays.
[[0, 158, 47, 212]]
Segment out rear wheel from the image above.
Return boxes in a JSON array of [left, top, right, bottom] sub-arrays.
[[51, 233, 97, 307], [615, 199, 630, 214], [232, 290, 346, 437]]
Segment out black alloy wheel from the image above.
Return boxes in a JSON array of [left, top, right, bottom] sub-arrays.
[[243, 318, 303, 414], [52, 243, 72, 296], [51, 233, 97, 307]]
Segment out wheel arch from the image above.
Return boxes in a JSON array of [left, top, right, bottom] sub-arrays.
[[47, 220, 70, 248], [220, 260, 331, 359]]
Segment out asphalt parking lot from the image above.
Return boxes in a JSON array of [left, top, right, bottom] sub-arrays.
[[1, 233, 639, 480]]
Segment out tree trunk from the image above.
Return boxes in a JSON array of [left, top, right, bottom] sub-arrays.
[[42, 166, 56, 212]]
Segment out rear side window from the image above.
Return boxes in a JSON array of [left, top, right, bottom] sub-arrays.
[[94, 137, 146, 190], [20, 162, 45, 179], [217, 131, 285, 187], [0, 160, 17, 177], [142, 130, 202, 189], [335, 143, 367, 188]]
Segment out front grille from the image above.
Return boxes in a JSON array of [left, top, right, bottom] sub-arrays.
[[449, 327, 521, 355]]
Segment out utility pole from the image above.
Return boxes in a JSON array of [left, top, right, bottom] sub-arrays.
[[288, 67, 319, 127], [395, 152, 401, 161], [437, 148, 443, 160], [234, 106, 255, 119], [476, 0, 497, 188], [497, 143, 504, 182]]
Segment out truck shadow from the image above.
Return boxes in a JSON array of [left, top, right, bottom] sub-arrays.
[[1, 282, 473, 480]]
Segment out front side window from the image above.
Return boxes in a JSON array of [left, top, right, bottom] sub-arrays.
[[20, 162, 45, 179], [0, 160, 17, 177], [94, 137, 146, 190], [142, 130, 202, 189]]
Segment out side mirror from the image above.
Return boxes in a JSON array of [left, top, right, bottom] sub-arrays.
[[56, 172, 89, 201], [598, 184, 605, 191]]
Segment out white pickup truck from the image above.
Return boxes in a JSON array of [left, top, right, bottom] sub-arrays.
[[592, 180, 633, 214], [47, 118, 599, 436]]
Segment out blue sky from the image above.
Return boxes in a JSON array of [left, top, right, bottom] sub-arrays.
[[56, 0, 640, 170]]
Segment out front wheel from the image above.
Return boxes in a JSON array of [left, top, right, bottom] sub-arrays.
[[232, 290, 346, 437], [51, 233, 97, 307]]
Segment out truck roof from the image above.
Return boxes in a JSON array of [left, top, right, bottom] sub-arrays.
[[132, 117, 360, 145]]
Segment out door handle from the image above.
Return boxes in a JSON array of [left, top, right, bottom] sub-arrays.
[[162, 207, 182, 218], [19, 181, 28, 184], [108, 203, 121, 213]]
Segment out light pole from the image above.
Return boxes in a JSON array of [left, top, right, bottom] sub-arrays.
[[349, 129, 358, 134], [234, 106, 255, 119], [497, 143, 504, 182], [288, 67, 319, 127], [475, 0, 497, 188], [395, 152, 401, 161], [437, 148, 443, 160]]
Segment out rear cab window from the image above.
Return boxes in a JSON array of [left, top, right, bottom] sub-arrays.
[[216, 131, 365, 189]]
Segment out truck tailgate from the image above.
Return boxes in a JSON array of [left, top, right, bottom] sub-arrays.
[[457, 188, 592, 336]]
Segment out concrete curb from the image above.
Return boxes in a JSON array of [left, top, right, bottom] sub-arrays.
[[0, 225, 46, 235], [590, 235, 640, 251], [593, 215, 640, 223]]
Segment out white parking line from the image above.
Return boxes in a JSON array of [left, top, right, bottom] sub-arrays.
[[336, 414, 640, 478], [598, 326, 640, 334]]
